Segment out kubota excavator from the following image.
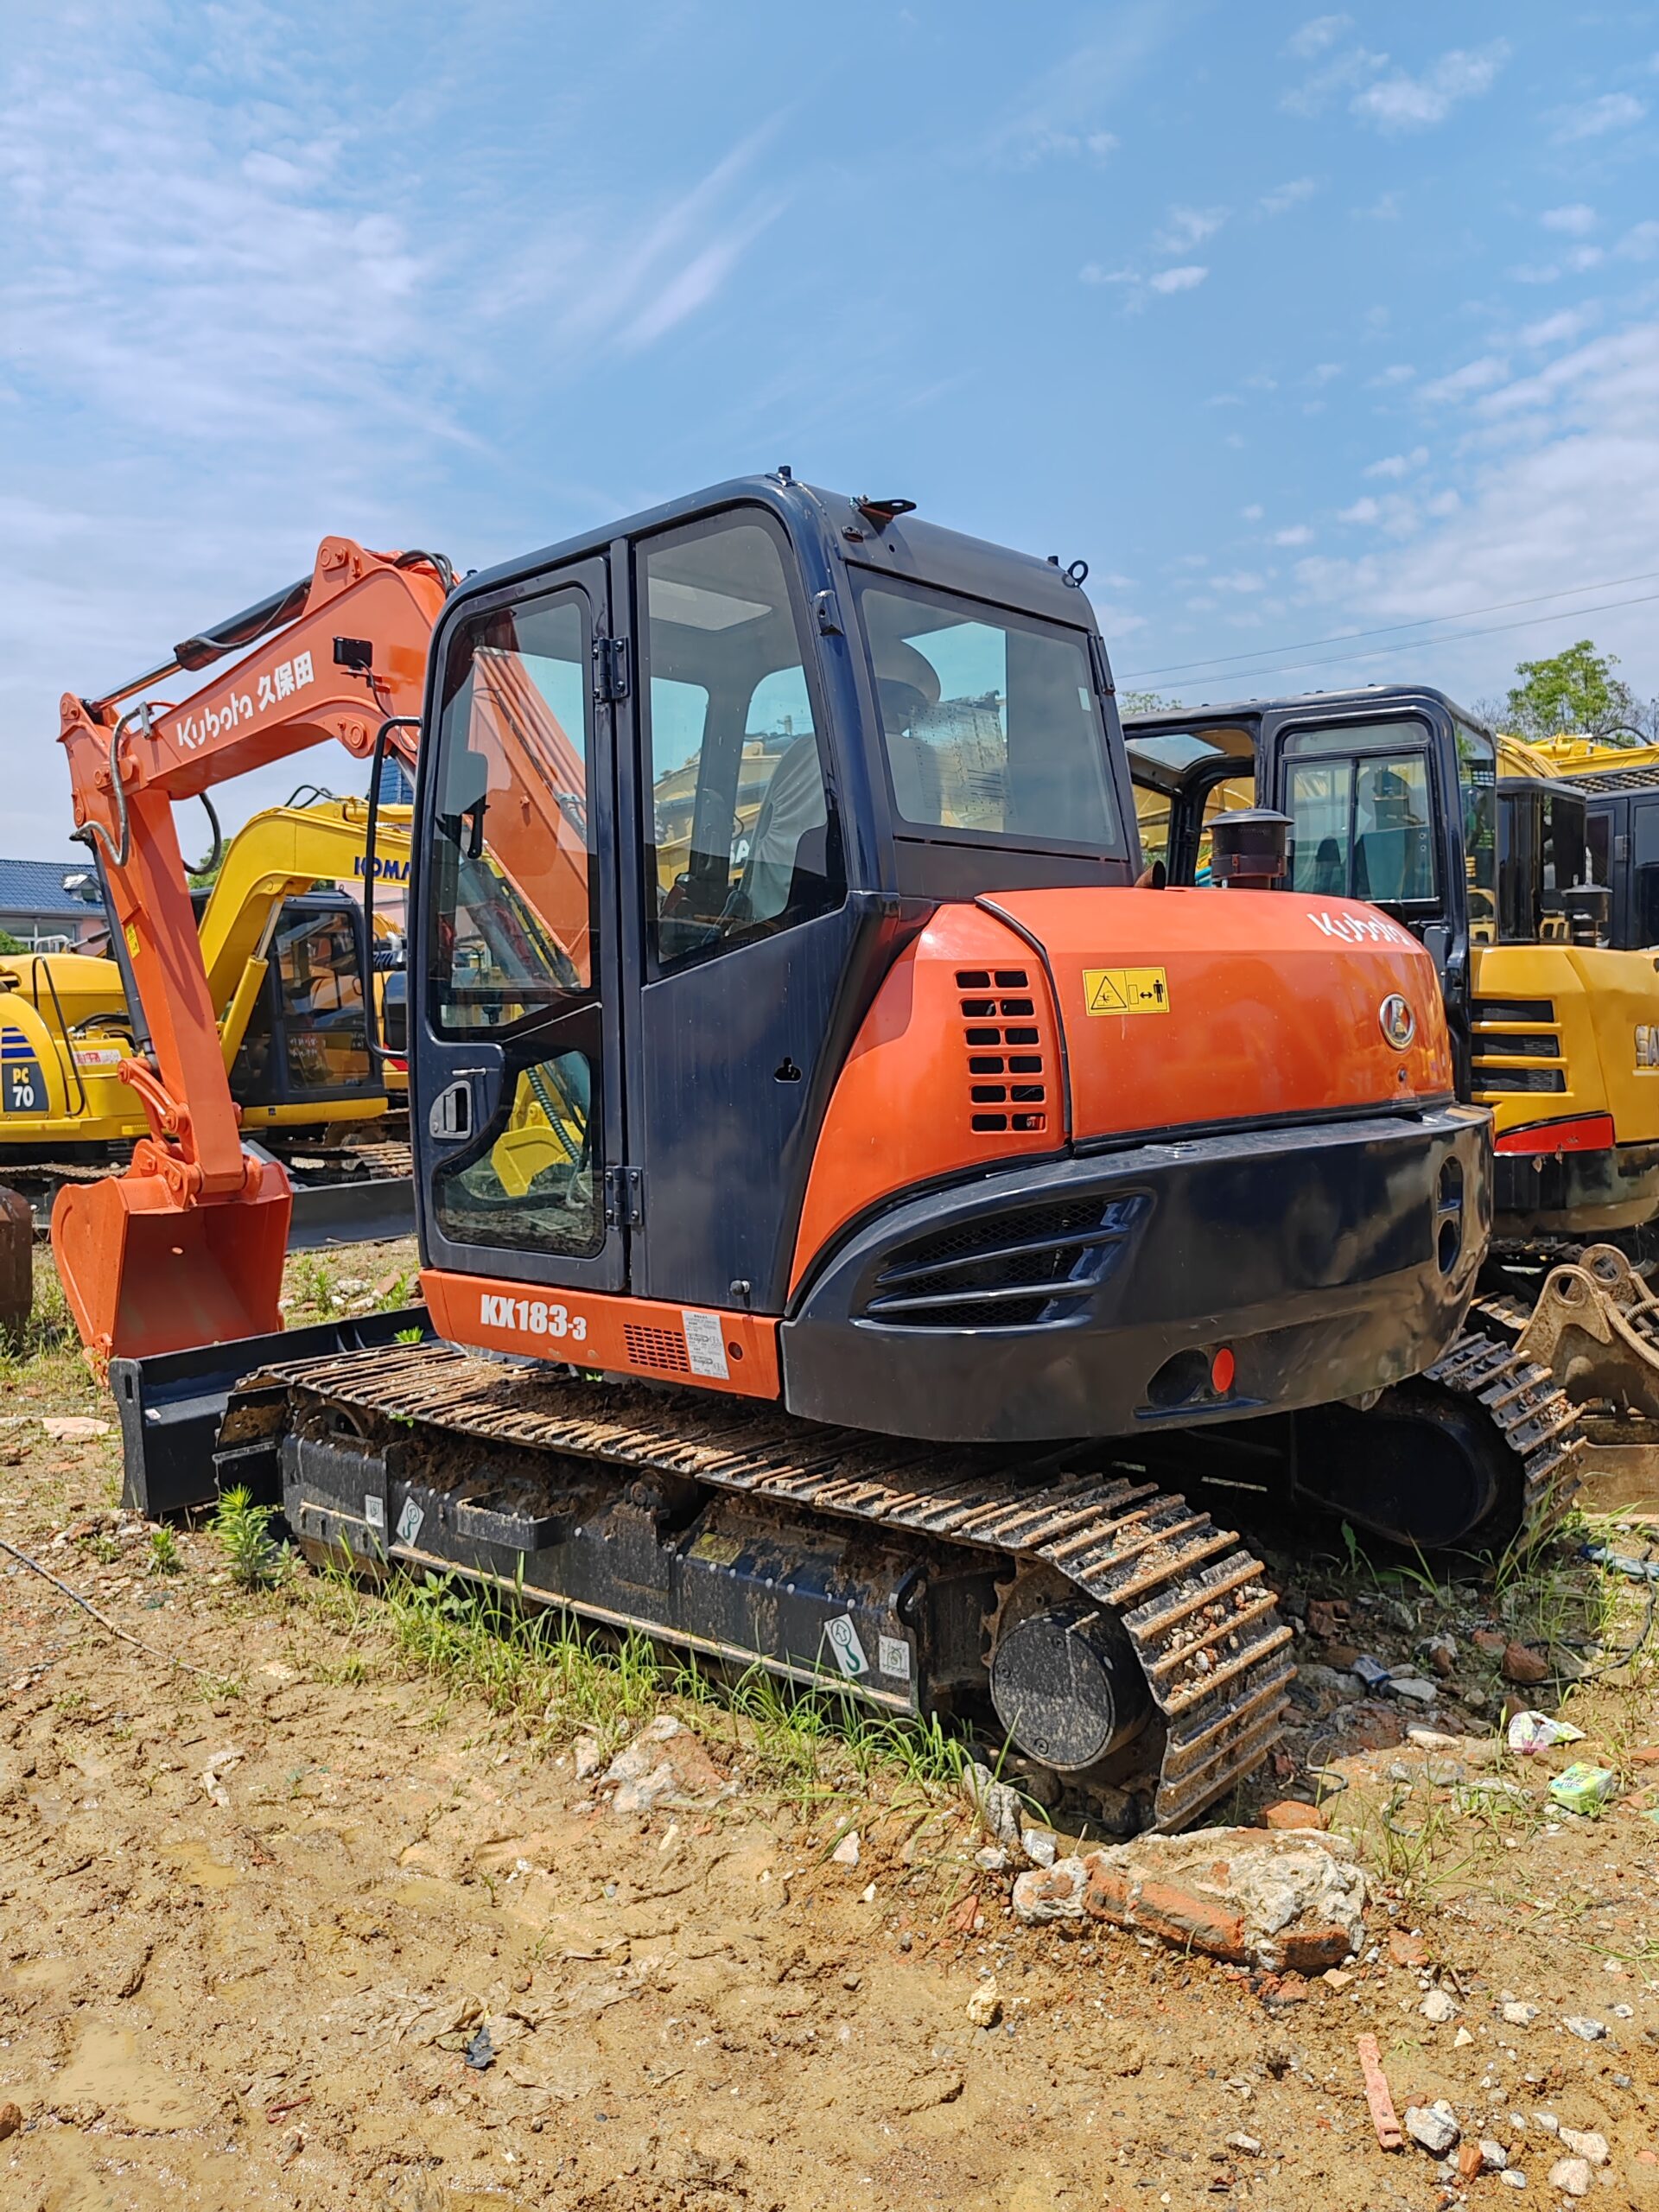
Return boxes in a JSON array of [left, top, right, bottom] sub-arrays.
[[128, 474, 1581, 1836]]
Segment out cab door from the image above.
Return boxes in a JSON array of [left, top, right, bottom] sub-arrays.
[[413, 556, 629, 1295]]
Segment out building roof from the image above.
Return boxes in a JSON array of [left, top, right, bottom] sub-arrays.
[[0, 858, 101, 916]]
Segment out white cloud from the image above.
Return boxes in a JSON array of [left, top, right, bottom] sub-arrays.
[[1541, 204, 1598, 237], [1306, 362, 1344, 386], [1339, 497, 1382, 524], [1272, 524, 1314, 545], [1154, 205, 1229, 253], [1419, 354, 1510, 404], [1211, 571, 1268, 594], [1147, 265, 1208, 295], [1520, 307, 1596, 350], [1240, 504, 1265, 520], [1078, 264, 1135, 286], [1553, 92, 1648, 142], [1260, 177, 1318, 216], [989, 11, 1178, 166], [1283, 322, 1659, 704], [1365, 447, 1428, 478], [1286, 16, 1351, 60], [1282, 42, 1386, 118], [1369, 363, 1417, 386], [1351, 43, 1508, 132], [1618, 221, 1659, 262]]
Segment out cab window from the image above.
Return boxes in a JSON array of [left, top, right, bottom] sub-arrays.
[[640, 512, 842, 971], [1283, 724, 1438, 905]]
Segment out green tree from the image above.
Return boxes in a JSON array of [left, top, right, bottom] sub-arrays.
[[1505, 639, 1640, 742], [1120, 689, 1180, 716], [0, 929, 23, 955]]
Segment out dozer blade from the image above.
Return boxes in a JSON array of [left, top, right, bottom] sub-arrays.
[[1514, 1244, 1659, 1423], [52, 1155, 292, 1363]]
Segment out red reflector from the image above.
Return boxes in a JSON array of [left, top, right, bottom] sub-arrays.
[[1494, 1113, 1614, 1157], [387, 1058, 408, 1074], [1211, 1346, 1236, 1394]]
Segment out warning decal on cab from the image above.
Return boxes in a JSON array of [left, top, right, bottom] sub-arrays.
[[1083, 967, 1171, 1016]]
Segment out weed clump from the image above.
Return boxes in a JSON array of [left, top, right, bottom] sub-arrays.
[[210, 1484, 289, 1587]]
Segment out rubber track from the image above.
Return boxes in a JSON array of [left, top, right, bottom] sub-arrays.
[[255, 1341, 1296, 1833], [1427, 1324, 1584, 1541]]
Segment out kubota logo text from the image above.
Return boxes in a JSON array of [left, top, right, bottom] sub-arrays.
[[1306, 909, 1414, 947]]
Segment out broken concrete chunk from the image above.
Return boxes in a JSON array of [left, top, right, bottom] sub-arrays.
[[1420, 1987, 1457, 2024], [1404, 2101, 1460, 2155], [1501, 2000, 1539, 2027], [1020, 1826, 1058, 1868], [1010, 1857, 1088, 1923], [1548, 2156, 1592, 2198], [1078, 1827, 1365, 1974]]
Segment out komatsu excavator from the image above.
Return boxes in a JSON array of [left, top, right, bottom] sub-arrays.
[[1123, 685, 1659, 1464], [0, 797, 413, 1227], [71, 474, 1574, 1839]]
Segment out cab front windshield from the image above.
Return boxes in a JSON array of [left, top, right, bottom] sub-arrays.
[[856, 581, 1123, 852]]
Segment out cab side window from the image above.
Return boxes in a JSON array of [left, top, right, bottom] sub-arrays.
[[640, 513, 843, 970]]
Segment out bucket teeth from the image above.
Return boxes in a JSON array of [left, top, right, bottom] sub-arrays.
[[245, 1341, 1300, 1834]]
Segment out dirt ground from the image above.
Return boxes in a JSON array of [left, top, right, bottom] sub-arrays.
[[3, 1242, 1659, 2212]]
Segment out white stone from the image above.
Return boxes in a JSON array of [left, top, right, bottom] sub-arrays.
[[1557, 2131, 1608, 2168], [1548, 2156, 1592, 2198], [1503, 2001, 1539, 2027], [966, 1979, 1001, 2028], [1479, 2140, 1509, 2171], [1562, 2016, 1607, 2042], [1454, 2025, 1475, 2048], [1224, 2133, 1262, 2156], [1020, 1827, 1058, 1868], [1404, 2102, 1460, 2155], [1421, 1987, 1458, 2024], [1498, 2170, 1528, 2190], [830, 1830, 861, 1867]]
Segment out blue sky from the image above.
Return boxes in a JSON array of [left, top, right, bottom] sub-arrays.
[[3, 1, 1657, 855]]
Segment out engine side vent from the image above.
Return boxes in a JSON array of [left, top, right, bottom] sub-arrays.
[[1472, 998, 1555, 1025], [955, 967, 1047, 1136], [624, 1324, 692, 1375], [861, 1194, 1147, 1331], [1472, 1066, 1567, 1095]]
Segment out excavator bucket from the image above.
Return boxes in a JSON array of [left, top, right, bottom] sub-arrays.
[[52, 1155, 293, 1364], [1514, 1243, 1659, 1422]]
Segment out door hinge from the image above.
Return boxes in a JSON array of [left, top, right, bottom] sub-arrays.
[[1087, 631, 1116, 697], [604, 1165, 645, 1228], [594, 636, 630, 702]]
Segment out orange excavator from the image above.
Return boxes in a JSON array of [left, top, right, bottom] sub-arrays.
[[53, 539, 449, 1358], [53, 536, 601, 1364]]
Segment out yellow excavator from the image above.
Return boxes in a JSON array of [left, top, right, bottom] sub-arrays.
[[0, 797, 413, 1233], [1123, 686, 1659, 1478]]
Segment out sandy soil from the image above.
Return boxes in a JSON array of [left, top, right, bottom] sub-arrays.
[[3, 1247, 1658, 2211]]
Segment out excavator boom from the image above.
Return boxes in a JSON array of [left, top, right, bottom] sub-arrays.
[[53, 540, 448, 1359]]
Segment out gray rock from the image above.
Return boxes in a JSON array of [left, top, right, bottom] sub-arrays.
[[1020, 1826, 1058, 1868], [1561, 2016, 1607, 2042], [1389, 1675, 1440, 1706], [1404, 2102, 1460, 2155], [1478, 2139, 1509, 2171], [962, 1761, 1022, 1853]]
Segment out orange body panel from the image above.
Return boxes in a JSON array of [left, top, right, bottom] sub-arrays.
[[791, 887, 1453, 1293], [993, 886, 1452, 1144], [422, 1269, 781, 1400], [791, 905, 1062, 1294]]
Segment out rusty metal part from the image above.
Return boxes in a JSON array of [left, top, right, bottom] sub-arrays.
[[243, 1340, 1294, 1833], [1512, 1243, 1659, 1424], [1416, 1327, 1584, 1543]]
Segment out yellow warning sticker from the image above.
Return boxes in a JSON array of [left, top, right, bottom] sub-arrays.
[[1083, 966, 1171, 1016], [124, 923, 140, 959]]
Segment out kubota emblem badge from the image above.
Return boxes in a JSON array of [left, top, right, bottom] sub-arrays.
[[1379, 995, 1415, 1051]]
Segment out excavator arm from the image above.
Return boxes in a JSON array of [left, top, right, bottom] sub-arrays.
[[52, 539, 448, 1360]]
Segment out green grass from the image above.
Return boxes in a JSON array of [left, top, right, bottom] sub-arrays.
[[209, 1484, 289, 1588], [147, 1525, 184, 1575]]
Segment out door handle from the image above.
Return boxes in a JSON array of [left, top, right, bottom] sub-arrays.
[[429, 1068, 488, 1142]]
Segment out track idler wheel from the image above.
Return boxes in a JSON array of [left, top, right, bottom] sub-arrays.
[[989, 1594, 1154, 1771]]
